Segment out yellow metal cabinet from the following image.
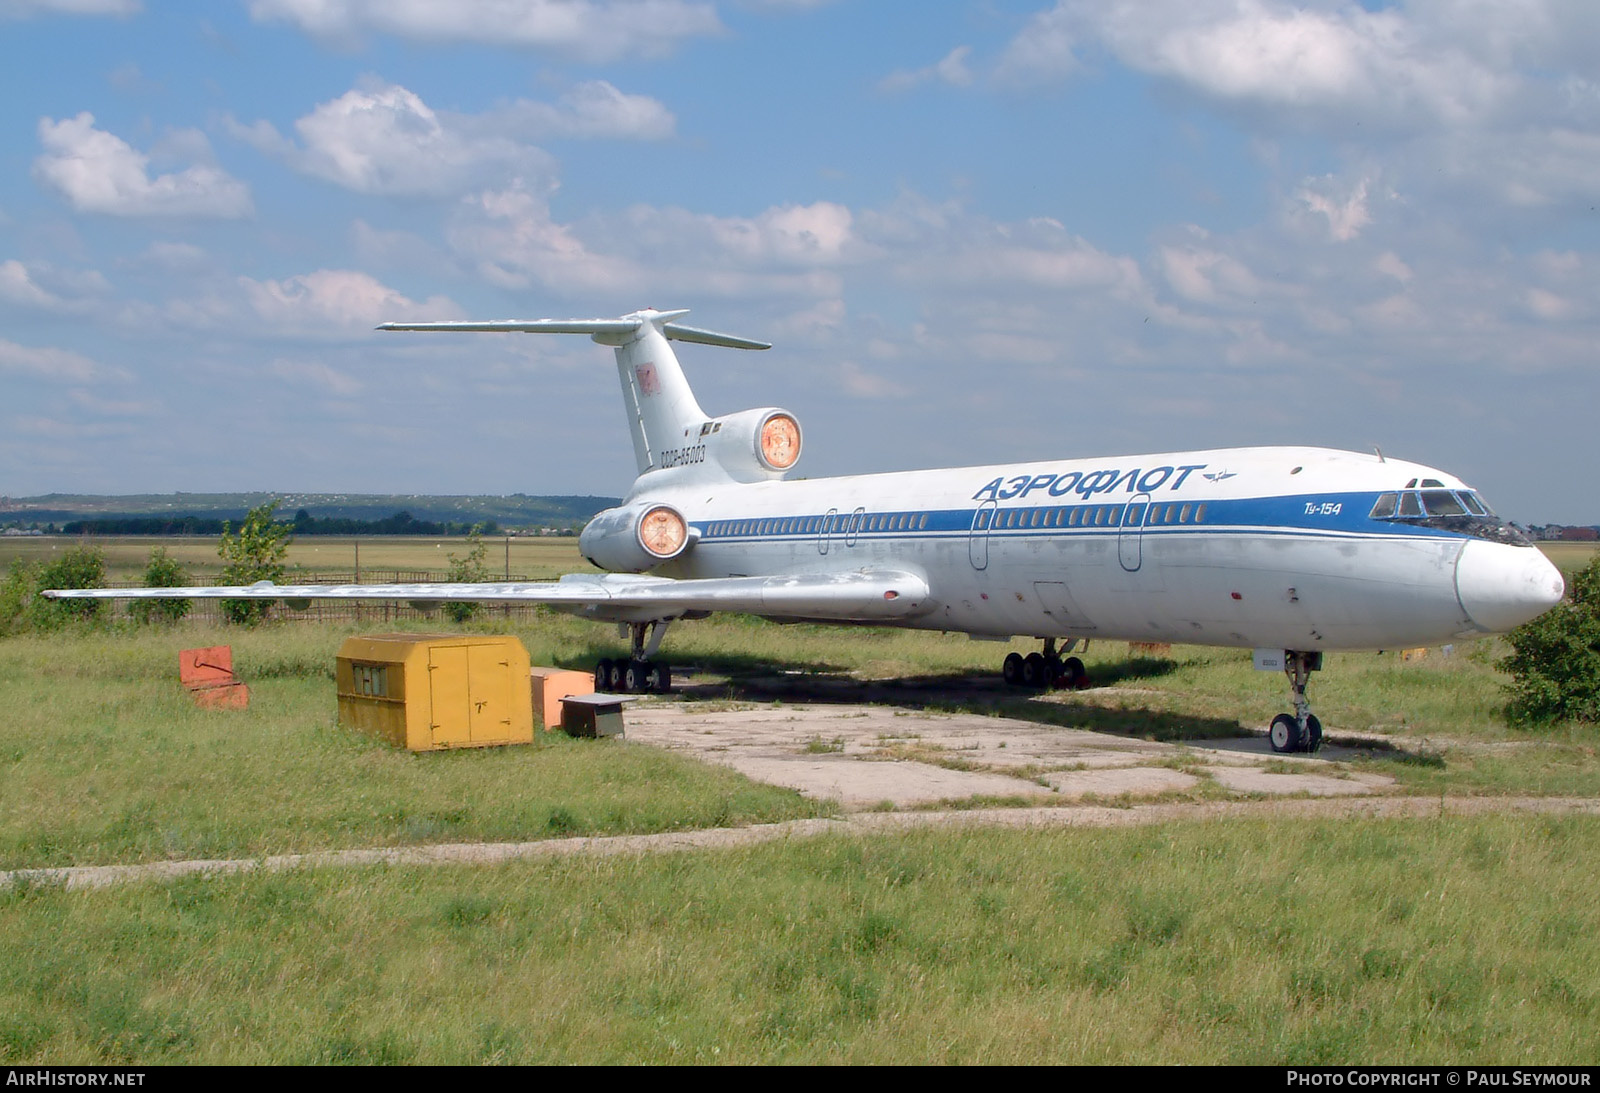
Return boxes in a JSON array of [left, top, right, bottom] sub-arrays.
[[336, 633, 533, 751]]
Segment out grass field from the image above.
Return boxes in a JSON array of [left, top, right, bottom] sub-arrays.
[[1, 536, 1598, 1063], [0, 534, 601, 584], [4, 817, 1598, 1063]]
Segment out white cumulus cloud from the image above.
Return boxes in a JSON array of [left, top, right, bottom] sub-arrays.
[[248, 0, 724, 62], [0, 338, 120, 383], [1297, 174, 1375, 241], [880, 46, 976, 93], [231, 82, 556, 198], [0, 0, 139, 17], [240, 269, 463, 334], [33, 113, 252, 218], [498, 80, 676, 140]]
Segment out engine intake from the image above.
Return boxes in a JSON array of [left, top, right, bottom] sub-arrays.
[[701, 407, 802, 482], [580, 502, 692, 573]]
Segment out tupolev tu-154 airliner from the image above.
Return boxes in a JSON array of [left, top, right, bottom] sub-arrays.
[[47, 308, 1566, 753]]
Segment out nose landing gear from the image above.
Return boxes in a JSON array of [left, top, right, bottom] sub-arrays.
[[1269, 650, 1323, 753]]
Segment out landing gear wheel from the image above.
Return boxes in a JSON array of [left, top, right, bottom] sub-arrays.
[[1022, 652, 1048, 689], [1002, 652, 1024, 687], [595, 658, 615, 692], [649, 662, 672, 694], [1304, 714, 1323, 753], [1061, 656, 1087, 690], [1269, 713, 1302, 754], [624, 659, 650, 693]]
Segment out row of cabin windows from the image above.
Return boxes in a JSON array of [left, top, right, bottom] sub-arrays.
[[705, 502, 1208, 539], [980, 502, 1207, 530], [707, 513, 930, 538]]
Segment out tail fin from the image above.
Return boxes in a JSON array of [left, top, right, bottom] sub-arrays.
[[378, 308, 769, 476]]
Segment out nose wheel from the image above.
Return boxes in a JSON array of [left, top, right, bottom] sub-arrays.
[[1269, 650, 1324, 753]]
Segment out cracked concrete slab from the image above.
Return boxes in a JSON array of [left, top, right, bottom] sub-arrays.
[[1041, 767, 1200, 800], [621, 698, 1397, 810], [714, 755, 1055, 808], [1201, 765, 1395, 796]]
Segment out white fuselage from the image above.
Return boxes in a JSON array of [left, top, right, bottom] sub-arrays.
[[624, 444, 1565, 651]]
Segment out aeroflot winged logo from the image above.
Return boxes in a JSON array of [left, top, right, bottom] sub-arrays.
[[1204, 469, 1237, 483], [972, 463, 1209, 502]]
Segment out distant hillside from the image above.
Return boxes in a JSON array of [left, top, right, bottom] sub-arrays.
[[0, 492, 620, 533]]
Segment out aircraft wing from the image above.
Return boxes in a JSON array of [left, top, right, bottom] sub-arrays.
[[43, 569, 931, 623]]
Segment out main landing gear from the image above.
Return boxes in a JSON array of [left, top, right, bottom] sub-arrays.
[[1268, 650, 1324, 753], [1001, 638, 1088, 691], [595, 621, 673, 694]]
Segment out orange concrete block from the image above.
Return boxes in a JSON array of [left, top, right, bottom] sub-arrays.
[[191, 681, 250, 710], [179, 646, 236, 688], [179, 645, 249, 710], [530, 667, 596, 731]]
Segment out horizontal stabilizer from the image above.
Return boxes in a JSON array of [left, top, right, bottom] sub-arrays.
[[376, 319, 642, 336], [659, 322, 771, 350], [376, 310, 770, 350]]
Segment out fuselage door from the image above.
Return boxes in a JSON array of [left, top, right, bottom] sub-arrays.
[[818, 507, 838, 555], [1119, 493, 1151, 572], [970, 500, 996, 571], [844, 506, 865, 547]]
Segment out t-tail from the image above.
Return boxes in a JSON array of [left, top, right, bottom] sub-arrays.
[[378, 308, 803, 487]]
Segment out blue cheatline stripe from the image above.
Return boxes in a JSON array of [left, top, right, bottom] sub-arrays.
[[690, 493, 1466, 546]]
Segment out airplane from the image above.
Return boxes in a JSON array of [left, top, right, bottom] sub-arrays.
[[46, 307, 1567, 753]]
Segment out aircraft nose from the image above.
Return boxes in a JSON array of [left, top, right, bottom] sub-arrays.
[[1454, 541, 1567, 634]]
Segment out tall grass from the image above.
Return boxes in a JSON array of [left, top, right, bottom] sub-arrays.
[[0, 625, 823, 870], [2, 816, 1597, 1063]]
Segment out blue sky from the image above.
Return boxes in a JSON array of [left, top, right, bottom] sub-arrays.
[[2, 0, 1597, 523]]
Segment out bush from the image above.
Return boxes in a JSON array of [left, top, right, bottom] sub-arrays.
[[444, 525, 490, 623], [131, 547, 191, 625], [29, 545, 106, 630], [218, 500, 292, 626], [0, 561, 35, 636], [1499, 556, 1600, 726]]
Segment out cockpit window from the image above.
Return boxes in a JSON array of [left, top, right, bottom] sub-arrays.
[[1370, 487, 1525, 545], [1421, 490, 1466, 517]]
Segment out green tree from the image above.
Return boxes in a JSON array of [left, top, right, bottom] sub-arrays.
[[131, 547, 191, 625], [444, 525, 490, 623], [218, 500, 292, 626], [1499, 556, 1600, 726], [30, 545, 106, 629]]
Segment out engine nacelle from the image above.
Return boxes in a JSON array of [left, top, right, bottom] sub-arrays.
[[701, 407, 803, 483], [580, 501, 693, 573]]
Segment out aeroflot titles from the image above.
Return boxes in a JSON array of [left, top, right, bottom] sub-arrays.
[[973, 464, 1210, 503]]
